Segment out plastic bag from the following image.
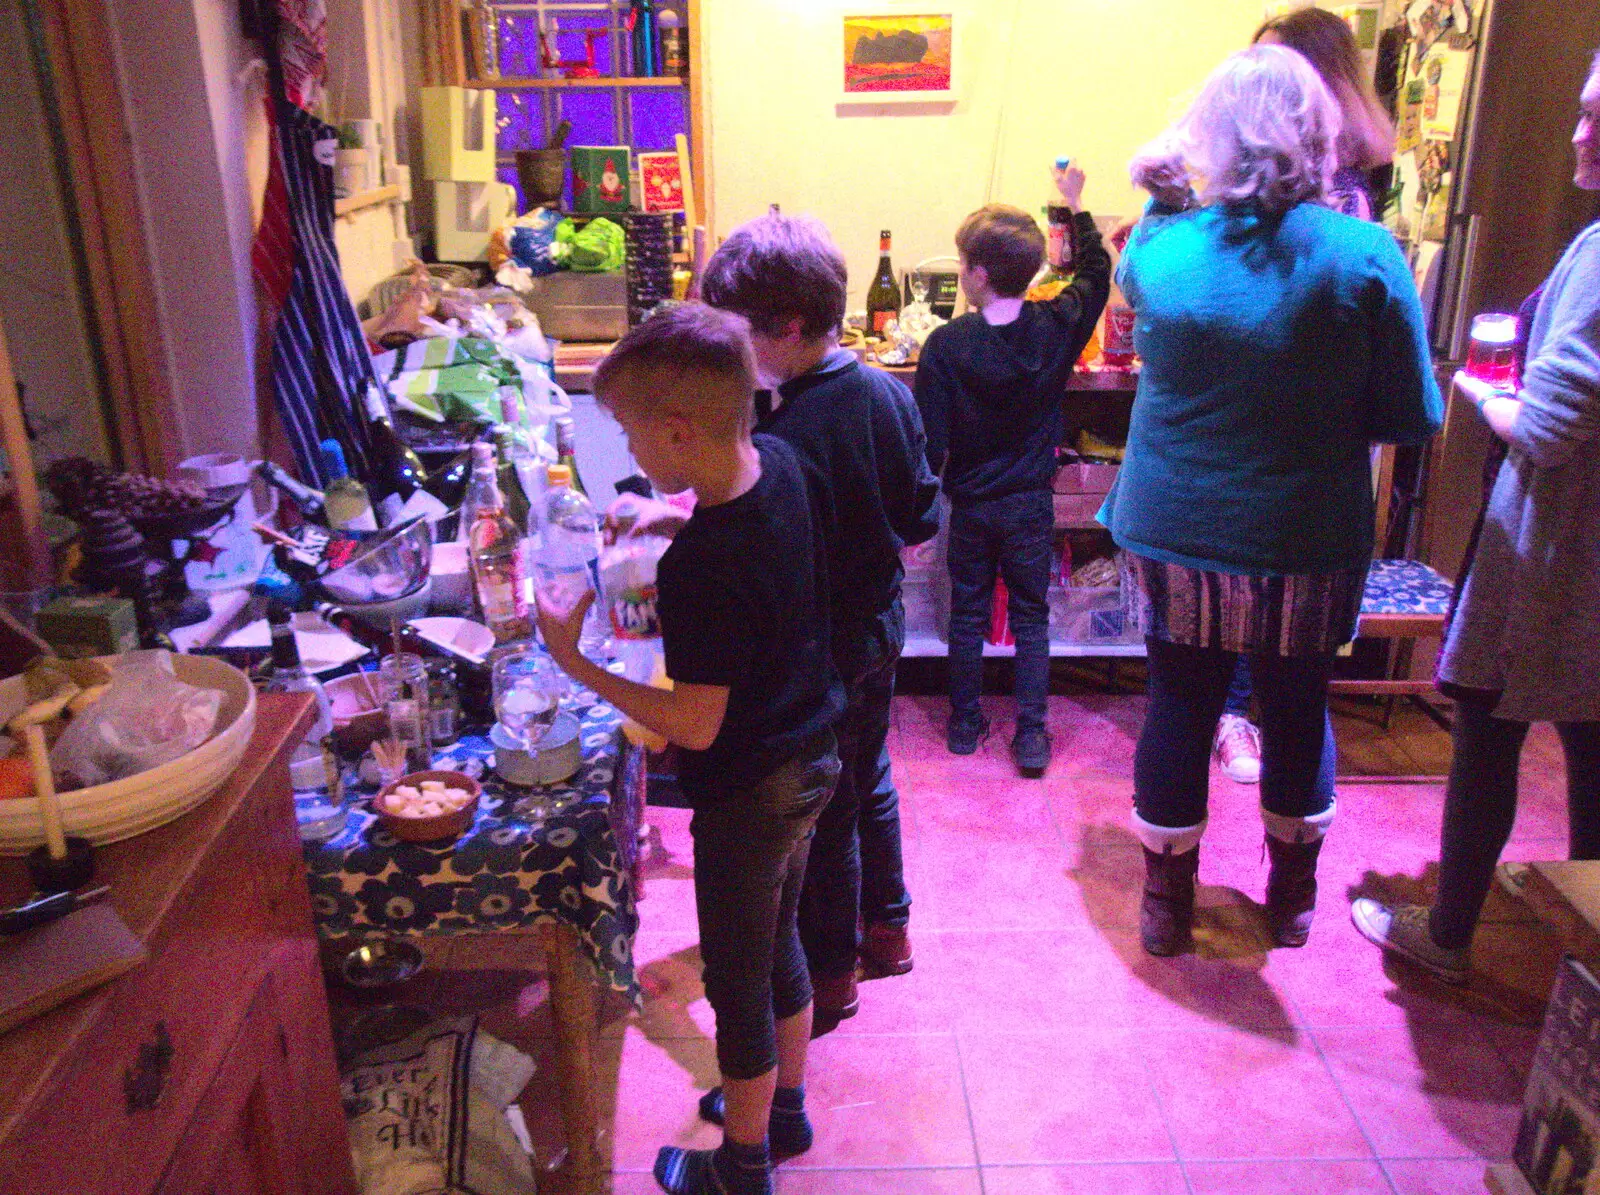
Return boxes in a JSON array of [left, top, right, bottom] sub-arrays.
[[49, 650, 222, 790], [555, 216, 625, 272], [507, 208, 566, 277]]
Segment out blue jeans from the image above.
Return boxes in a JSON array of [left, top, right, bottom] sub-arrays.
[[1224, 657, 1253, 717], [799, 604, 910, 981], [947, 490, 1053, 733], [1431, 700, 1600, 948], [1136, 638, 1336, 829], [689, 731, 840, 1079]]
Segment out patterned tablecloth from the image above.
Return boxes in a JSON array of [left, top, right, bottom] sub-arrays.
[[303, 687, 641, 995]]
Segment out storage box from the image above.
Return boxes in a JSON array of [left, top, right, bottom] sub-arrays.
[[901, 569, 950, 641], [432, 180, 515, 262], [36, 596, 139, 659], [1053, 461, 1119, 494], [521, 270, 629, 342], [1047, 585, 1138, 646], [1053, 491, 1107, 528], [570, 146, 632, 215], [420, 87, 496, 182]]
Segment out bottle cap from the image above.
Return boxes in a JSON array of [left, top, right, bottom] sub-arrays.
[[319, 439, 350, 481], [1055, 156, 1072, 170], [546, 464, 573, 488], [471, 442, 496, 469]]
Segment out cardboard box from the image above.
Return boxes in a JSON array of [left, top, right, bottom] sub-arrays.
[[36, 596, 139, 659], [570, 146, 632, 215], [521, 270, 629, 341], [420, 87, 496, 182], [1053, 492, 1106, 528], [432, 180, 515, 262]]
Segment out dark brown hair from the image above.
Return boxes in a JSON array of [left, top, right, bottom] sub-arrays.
[[591, 302, 757, 432], [955, 205, 1045, 298], [1254, 7, 1394, 169], [700, 214, 849, 339]]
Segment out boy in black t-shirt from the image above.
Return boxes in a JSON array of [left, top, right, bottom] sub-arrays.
[[916, 164, 1110, 777], [701, 213, 940, 1033], [536, 304, 843, 1195]]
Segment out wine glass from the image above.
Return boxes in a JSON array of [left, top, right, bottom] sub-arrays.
[[493, 649, 567, 750], [909, 270, 930, 305]]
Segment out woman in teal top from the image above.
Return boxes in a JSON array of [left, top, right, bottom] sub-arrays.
[[1102, 45, 1443, 958]]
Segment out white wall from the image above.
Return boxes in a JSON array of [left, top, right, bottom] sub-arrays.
[[701, 0, 1269, 309]]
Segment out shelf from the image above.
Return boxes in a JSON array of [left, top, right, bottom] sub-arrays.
[[334, 184, 402, 217], [470, 76, 687, 90], [901, 633, 1147, 660]]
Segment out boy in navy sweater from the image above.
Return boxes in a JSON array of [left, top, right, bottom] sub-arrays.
[[703, 214, 941, 1032], [916, 165, 1110, 776], [538, 304, 843, 1195]]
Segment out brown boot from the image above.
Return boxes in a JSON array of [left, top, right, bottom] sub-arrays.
[[810, 971, 859, 1038], [1140, 847, 1199, 957], [860, 923, 913, 977], [1265, 835, 1325, 947]]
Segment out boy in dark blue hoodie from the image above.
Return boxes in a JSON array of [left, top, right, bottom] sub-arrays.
[[916, 165, 1110, 776], [703, 213, 941, 1033]]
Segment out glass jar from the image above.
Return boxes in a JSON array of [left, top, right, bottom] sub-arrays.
[[425, 659, 462, 747], [378, 653, 433, 775]]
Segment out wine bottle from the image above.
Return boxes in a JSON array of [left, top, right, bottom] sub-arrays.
[[865, 230, 900, 336], [424, 448, 474, 511], [360, 381, 428, 503], [256, 460, 327, 522], [1045, 156, 1076, 277], [466, 443, 533, 643], [318, 439, 378, 531], [554, 416, 587, 496], [494, 427, 532, 533], [264, 604, 334, 743]]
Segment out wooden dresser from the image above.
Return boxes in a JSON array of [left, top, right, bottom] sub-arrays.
[[0, 693, 357, 1195]]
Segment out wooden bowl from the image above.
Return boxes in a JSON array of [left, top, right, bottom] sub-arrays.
[[324, 672, 389, 752], [374, 769, 481, 843]]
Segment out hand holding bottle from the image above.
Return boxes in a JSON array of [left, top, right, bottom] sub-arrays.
[[1053, 160, 1087, 213], [535, 587, 594, 672]]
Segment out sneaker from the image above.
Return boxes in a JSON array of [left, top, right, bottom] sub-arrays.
[[1214, 714, 1262, 784], [810, 971, 859, 1038], [860, 922, 913, 977], [1012, 727, 1051, 777], [1350, 898, 1469, 984], [947, 713, 989, 756]]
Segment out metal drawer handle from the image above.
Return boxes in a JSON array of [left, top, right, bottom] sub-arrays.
[[123, 1021, 173, 1113]]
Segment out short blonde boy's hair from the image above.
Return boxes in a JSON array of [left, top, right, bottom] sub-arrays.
[[591, 303, 757, 435]]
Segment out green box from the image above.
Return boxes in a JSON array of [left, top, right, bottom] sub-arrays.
[[36, 596, 139, 660], [570, 146, 632, 215]]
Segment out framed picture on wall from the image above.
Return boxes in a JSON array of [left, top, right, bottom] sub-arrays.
[[840, 11, 956, 103]]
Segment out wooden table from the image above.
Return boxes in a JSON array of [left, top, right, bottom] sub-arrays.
[[0, 694, 355, 1195]]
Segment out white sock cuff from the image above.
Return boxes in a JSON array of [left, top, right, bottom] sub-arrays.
[[1131, 811, 1207, 855], [1262, 800, 1337, 844]]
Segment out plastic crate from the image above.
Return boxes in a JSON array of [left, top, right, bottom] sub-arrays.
[[1048, 584, 1138, 646]]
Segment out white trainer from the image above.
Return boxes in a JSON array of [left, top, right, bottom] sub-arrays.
[[1214, 714, 1263, 784], [1350, 898, 1469, 984]]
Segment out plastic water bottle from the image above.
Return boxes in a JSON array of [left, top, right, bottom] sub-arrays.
[[537, 464, 608, 657]]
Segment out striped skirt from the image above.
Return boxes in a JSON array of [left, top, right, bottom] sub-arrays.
[[1121, 552, 1366, 657]]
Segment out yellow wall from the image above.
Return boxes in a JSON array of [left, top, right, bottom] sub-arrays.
[[701, 0, 1270, 310]]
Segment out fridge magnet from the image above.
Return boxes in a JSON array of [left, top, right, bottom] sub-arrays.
[[637, 151, 685, 213], [840, 12, 955, 103]]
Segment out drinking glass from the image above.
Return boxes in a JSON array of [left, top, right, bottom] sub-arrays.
[[909, 270, 931, 305], [492, 648, 567, 750], [1466, 313, 1519, 389]]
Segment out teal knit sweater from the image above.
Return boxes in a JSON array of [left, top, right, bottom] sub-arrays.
[[1099, 201, 1443, 575]]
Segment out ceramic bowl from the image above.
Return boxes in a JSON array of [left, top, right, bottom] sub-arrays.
[[374, 769, 481, 843]]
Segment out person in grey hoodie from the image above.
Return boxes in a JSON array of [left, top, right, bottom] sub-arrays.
[[1353, 49, 1600, 983], [916, 164, 1110, 776]]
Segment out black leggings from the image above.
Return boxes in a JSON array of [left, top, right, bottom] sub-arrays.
[[688, 733, 840, 1080], [1431, 700, 1600, 949], [1136, 638, 1337, 828]]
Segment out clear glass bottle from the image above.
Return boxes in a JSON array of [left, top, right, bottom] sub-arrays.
[[264, 606, 344, 840], [426, 658, 462, 747], [467, 442, 534, 643], [378, 652, 434, 774]]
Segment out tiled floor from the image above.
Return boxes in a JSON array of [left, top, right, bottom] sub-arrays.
[[411, 691, 1576, 1193]]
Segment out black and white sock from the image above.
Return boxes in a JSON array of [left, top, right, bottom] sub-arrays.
[[654, 1139, 771, 1195], [696, 1085, 813, 1156]]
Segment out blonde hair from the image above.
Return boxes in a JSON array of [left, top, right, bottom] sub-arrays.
[[1131, 45, 1343, 216]]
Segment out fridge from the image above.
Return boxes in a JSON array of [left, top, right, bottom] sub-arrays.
[[1367, 0, 1600, 357]]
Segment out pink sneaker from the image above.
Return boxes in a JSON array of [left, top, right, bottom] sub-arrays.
[[1214, 714, 1262, 784]]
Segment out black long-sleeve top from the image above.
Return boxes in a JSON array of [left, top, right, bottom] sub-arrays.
[[916, 211, 1111, 504]]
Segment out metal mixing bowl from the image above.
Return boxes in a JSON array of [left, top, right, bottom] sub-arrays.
[[317, 514, 434, 605]]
